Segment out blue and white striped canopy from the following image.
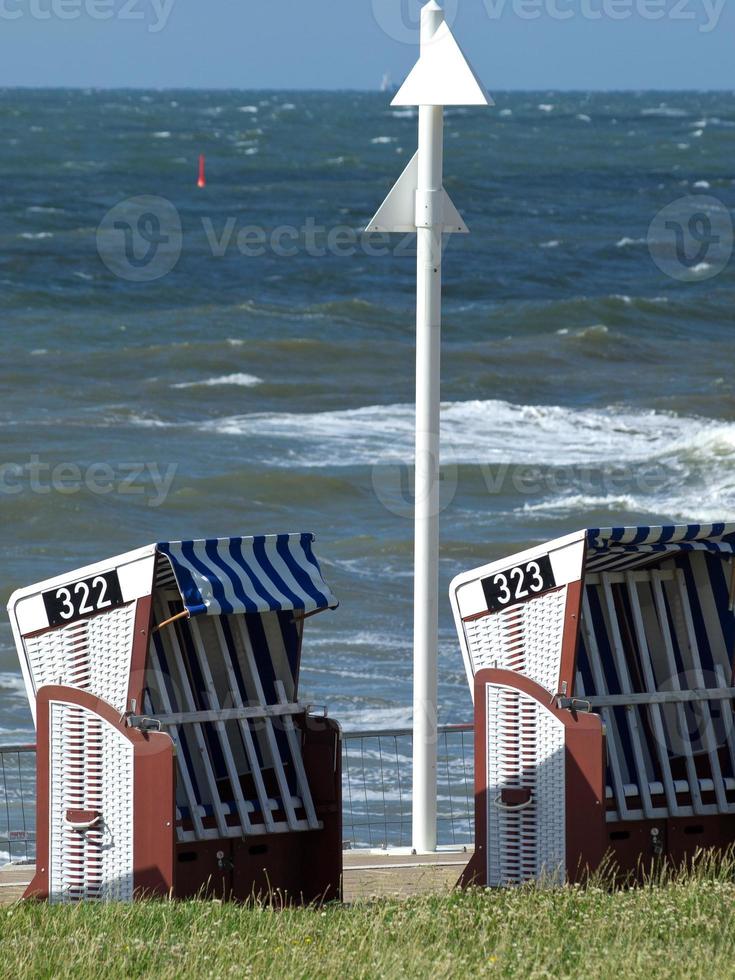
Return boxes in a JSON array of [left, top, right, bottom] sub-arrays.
[[156, 533, 338, 617], [586, 524, 735, 573]]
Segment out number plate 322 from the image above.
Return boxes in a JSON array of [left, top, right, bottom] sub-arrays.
[[42, 571, 124, 627], [481, 556, 557, 613]]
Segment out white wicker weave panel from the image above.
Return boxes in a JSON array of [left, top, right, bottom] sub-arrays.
[[49, 701, 134, 903], [464, 587, 567, 695], [485, 682, 566, 886], [24, 603, 136, 713]]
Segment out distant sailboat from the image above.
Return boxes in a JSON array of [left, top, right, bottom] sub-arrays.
[[380, 72, 395, 94]]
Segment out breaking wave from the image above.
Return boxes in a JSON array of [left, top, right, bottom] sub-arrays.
[[171, 373, 262, 390], [195, 397, 732, 466]]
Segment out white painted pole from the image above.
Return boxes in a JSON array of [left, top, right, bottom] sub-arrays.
[[365, 0, 492, 854], [412, 4, 445, 853]]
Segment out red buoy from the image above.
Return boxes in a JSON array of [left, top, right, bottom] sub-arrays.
[[197, 154, 206, 188]]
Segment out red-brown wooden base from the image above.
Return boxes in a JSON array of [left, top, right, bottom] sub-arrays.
[[461, 669, 735, 888], [173, 717, 343, 904]]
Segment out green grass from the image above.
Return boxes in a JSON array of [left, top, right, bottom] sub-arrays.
[[2, 855, 735, 979]]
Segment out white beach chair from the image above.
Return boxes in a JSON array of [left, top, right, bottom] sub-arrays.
[[8, 532, 342, 903], [450, 524, 735, 886]]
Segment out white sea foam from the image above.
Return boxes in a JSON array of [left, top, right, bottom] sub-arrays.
[[693, 180, 711, 189], [520, 493, 647, 517], [0, 673, 26, 697], [519, 474, 735, 525], [195, 398, 729, 468], [340, 706, 413, 731], [129, 397, 735, 519], [516, 418, 735, 523], [26, 205, 64, 214], [19, 232, 53, 240], [371, 136, 396, 144], [538, 104, 554, 113], [172, 373, 262, 390], [311, 629, 409, 652], [562, 324, 609, 340], [238, 105, 258, 113], [577, 114, 592, 123], [127, 414, 174, 428], [153, 131, 171, 138], [306, 664, 404, 685], [641, 106, 689, 118], [616, 237, 645, 248], [539, 239, 561, 249]]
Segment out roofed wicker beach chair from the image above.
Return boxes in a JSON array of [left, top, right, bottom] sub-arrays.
[[450, 524, 735, 886], [7, 533, 342, 903]]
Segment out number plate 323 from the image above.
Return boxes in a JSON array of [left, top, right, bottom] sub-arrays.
[[43, 571, 124, 627], [481, 556, 557, 613]]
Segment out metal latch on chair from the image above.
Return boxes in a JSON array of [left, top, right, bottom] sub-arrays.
[[556, 696, 592, 713], [126, 714, 163, 733], [553, 685, 591, 713], [123, 699, 163, 733]]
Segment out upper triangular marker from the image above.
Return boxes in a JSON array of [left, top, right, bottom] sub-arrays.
[[391, 19, 493, 107]]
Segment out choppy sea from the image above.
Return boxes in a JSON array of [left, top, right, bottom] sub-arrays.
[[1, 88, 734, 742]]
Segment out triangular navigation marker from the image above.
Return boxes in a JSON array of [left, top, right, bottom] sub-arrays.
[[366, 151, 469, 234], [392, 19, 493, 108]]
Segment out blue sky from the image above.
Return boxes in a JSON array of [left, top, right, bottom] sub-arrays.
[[0, 0, 731, 90]]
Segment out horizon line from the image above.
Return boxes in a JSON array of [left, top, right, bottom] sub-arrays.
[[0, 84, 732, 94]]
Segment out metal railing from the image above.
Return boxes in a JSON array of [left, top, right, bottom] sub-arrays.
[[0, 745, 36, 865], [0, 724, 475, 865], [341, 724, 474, 850]]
